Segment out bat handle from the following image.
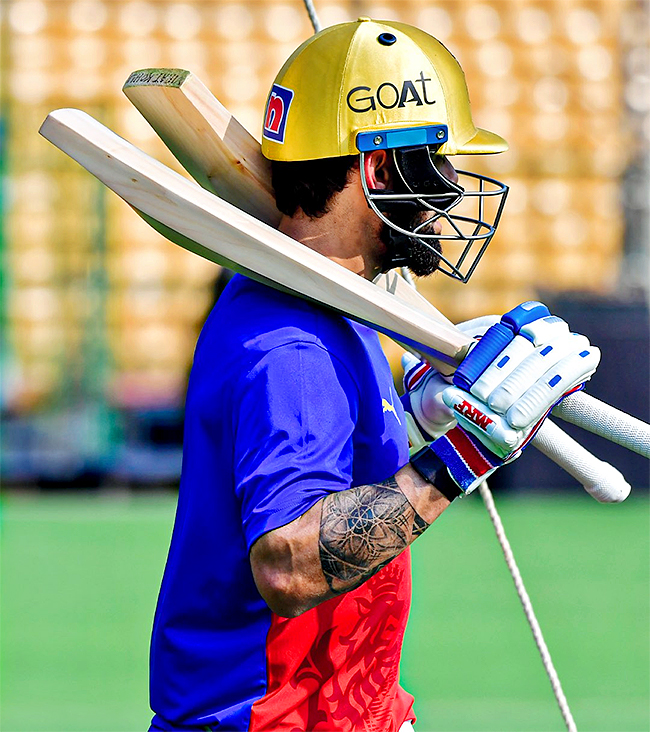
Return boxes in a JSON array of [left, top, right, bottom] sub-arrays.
[[551, 392, 650, 459], [532, 420, 631, 503]]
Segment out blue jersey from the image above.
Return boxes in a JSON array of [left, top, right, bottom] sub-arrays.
[[150, 275, 412, 731]]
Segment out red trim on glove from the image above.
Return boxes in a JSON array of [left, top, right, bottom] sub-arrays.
[[446, 426, 496, 474]]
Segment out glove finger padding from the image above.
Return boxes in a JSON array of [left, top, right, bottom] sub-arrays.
[[445, 302, 601, 460], [469, 336, 535, 402], [505, 346, 600, 429], [475, 316, 569, 410], [487, 331, 592, 414], [454, 315, 500, 340]]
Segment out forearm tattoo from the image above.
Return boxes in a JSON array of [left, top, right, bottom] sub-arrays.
[[319, 477, 429, 594]]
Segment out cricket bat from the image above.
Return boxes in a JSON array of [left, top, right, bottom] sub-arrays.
[[38, 108, 647, 503], [40, 108, 467, 370], [119, 72, 650, 465]]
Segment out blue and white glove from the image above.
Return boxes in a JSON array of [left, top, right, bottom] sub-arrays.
[[404, 302, 600, 496], [401, 315, 499, 449]]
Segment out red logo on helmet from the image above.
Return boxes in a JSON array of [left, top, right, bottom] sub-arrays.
[[263, 84, 294, 144], [265, 95, 284, 134]]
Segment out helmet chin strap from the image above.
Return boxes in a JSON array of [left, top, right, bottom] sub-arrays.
[[380, 231, 413, 271]]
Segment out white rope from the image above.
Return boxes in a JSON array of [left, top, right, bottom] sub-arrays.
[[302, 0, 322, 32], [478, 480, 578, 732], [392, 272, 577, 725]]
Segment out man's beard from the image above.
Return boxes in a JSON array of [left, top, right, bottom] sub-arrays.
[[379, 213, 442, 277]]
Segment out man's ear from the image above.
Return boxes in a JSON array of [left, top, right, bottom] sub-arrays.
[[363, 150, 392, 190]]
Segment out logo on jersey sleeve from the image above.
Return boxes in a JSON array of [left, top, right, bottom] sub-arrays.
[[263, 84, 294, 144], [382, 391, 402, 425]]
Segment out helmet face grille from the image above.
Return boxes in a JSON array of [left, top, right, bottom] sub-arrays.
[[361, 150, 509, 283]]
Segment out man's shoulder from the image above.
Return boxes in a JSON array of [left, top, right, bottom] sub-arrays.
[[202, 274, 374, 358]]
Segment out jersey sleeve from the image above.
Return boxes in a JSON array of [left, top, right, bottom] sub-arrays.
[[233, 340, 359, 551]]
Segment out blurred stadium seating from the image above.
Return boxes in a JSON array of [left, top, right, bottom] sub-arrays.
[[1, 0, 648, 485]]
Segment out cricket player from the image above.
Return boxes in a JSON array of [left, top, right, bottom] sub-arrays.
[[149, 19, 599, 732]]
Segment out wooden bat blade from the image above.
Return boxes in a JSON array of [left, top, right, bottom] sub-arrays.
[[123, 68, 280, 226], [39, 108, 470, 369]]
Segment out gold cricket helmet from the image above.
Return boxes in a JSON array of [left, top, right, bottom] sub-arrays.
[[262, 18, 509, 283], [261, 17, 507, 161]]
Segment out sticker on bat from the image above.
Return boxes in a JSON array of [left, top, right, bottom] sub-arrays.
[[263, 84, 294, 144]]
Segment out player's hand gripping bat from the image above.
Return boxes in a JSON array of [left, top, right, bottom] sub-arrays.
[[39, 109, 650, 502]]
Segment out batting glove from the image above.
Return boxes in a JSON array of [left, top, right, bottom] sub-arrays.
[[409, 302, 600, 497]]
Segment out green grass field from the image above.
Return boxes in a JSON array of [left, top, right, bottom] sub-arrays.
[[1, 491, 648, 732]]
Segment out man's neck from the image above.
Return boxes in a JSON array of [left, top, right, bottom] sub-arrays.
[[278, 209, 381, 281]]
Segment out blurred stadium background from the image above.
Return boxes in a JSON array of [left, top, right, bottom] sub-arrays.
[[1, 1, 648, 731]]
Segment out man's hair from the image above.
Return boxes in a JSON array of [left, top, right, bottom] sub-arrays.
[[271, 155, 358, 218]]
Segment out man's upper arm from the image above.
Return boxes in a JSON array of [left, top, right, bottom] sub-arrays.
[[233, 339, 359, 552], [249, 497, 331, 617]]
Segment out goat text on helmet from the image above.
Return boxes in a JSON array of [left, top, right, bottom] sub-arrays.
[[346, 72, 436, 113]]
